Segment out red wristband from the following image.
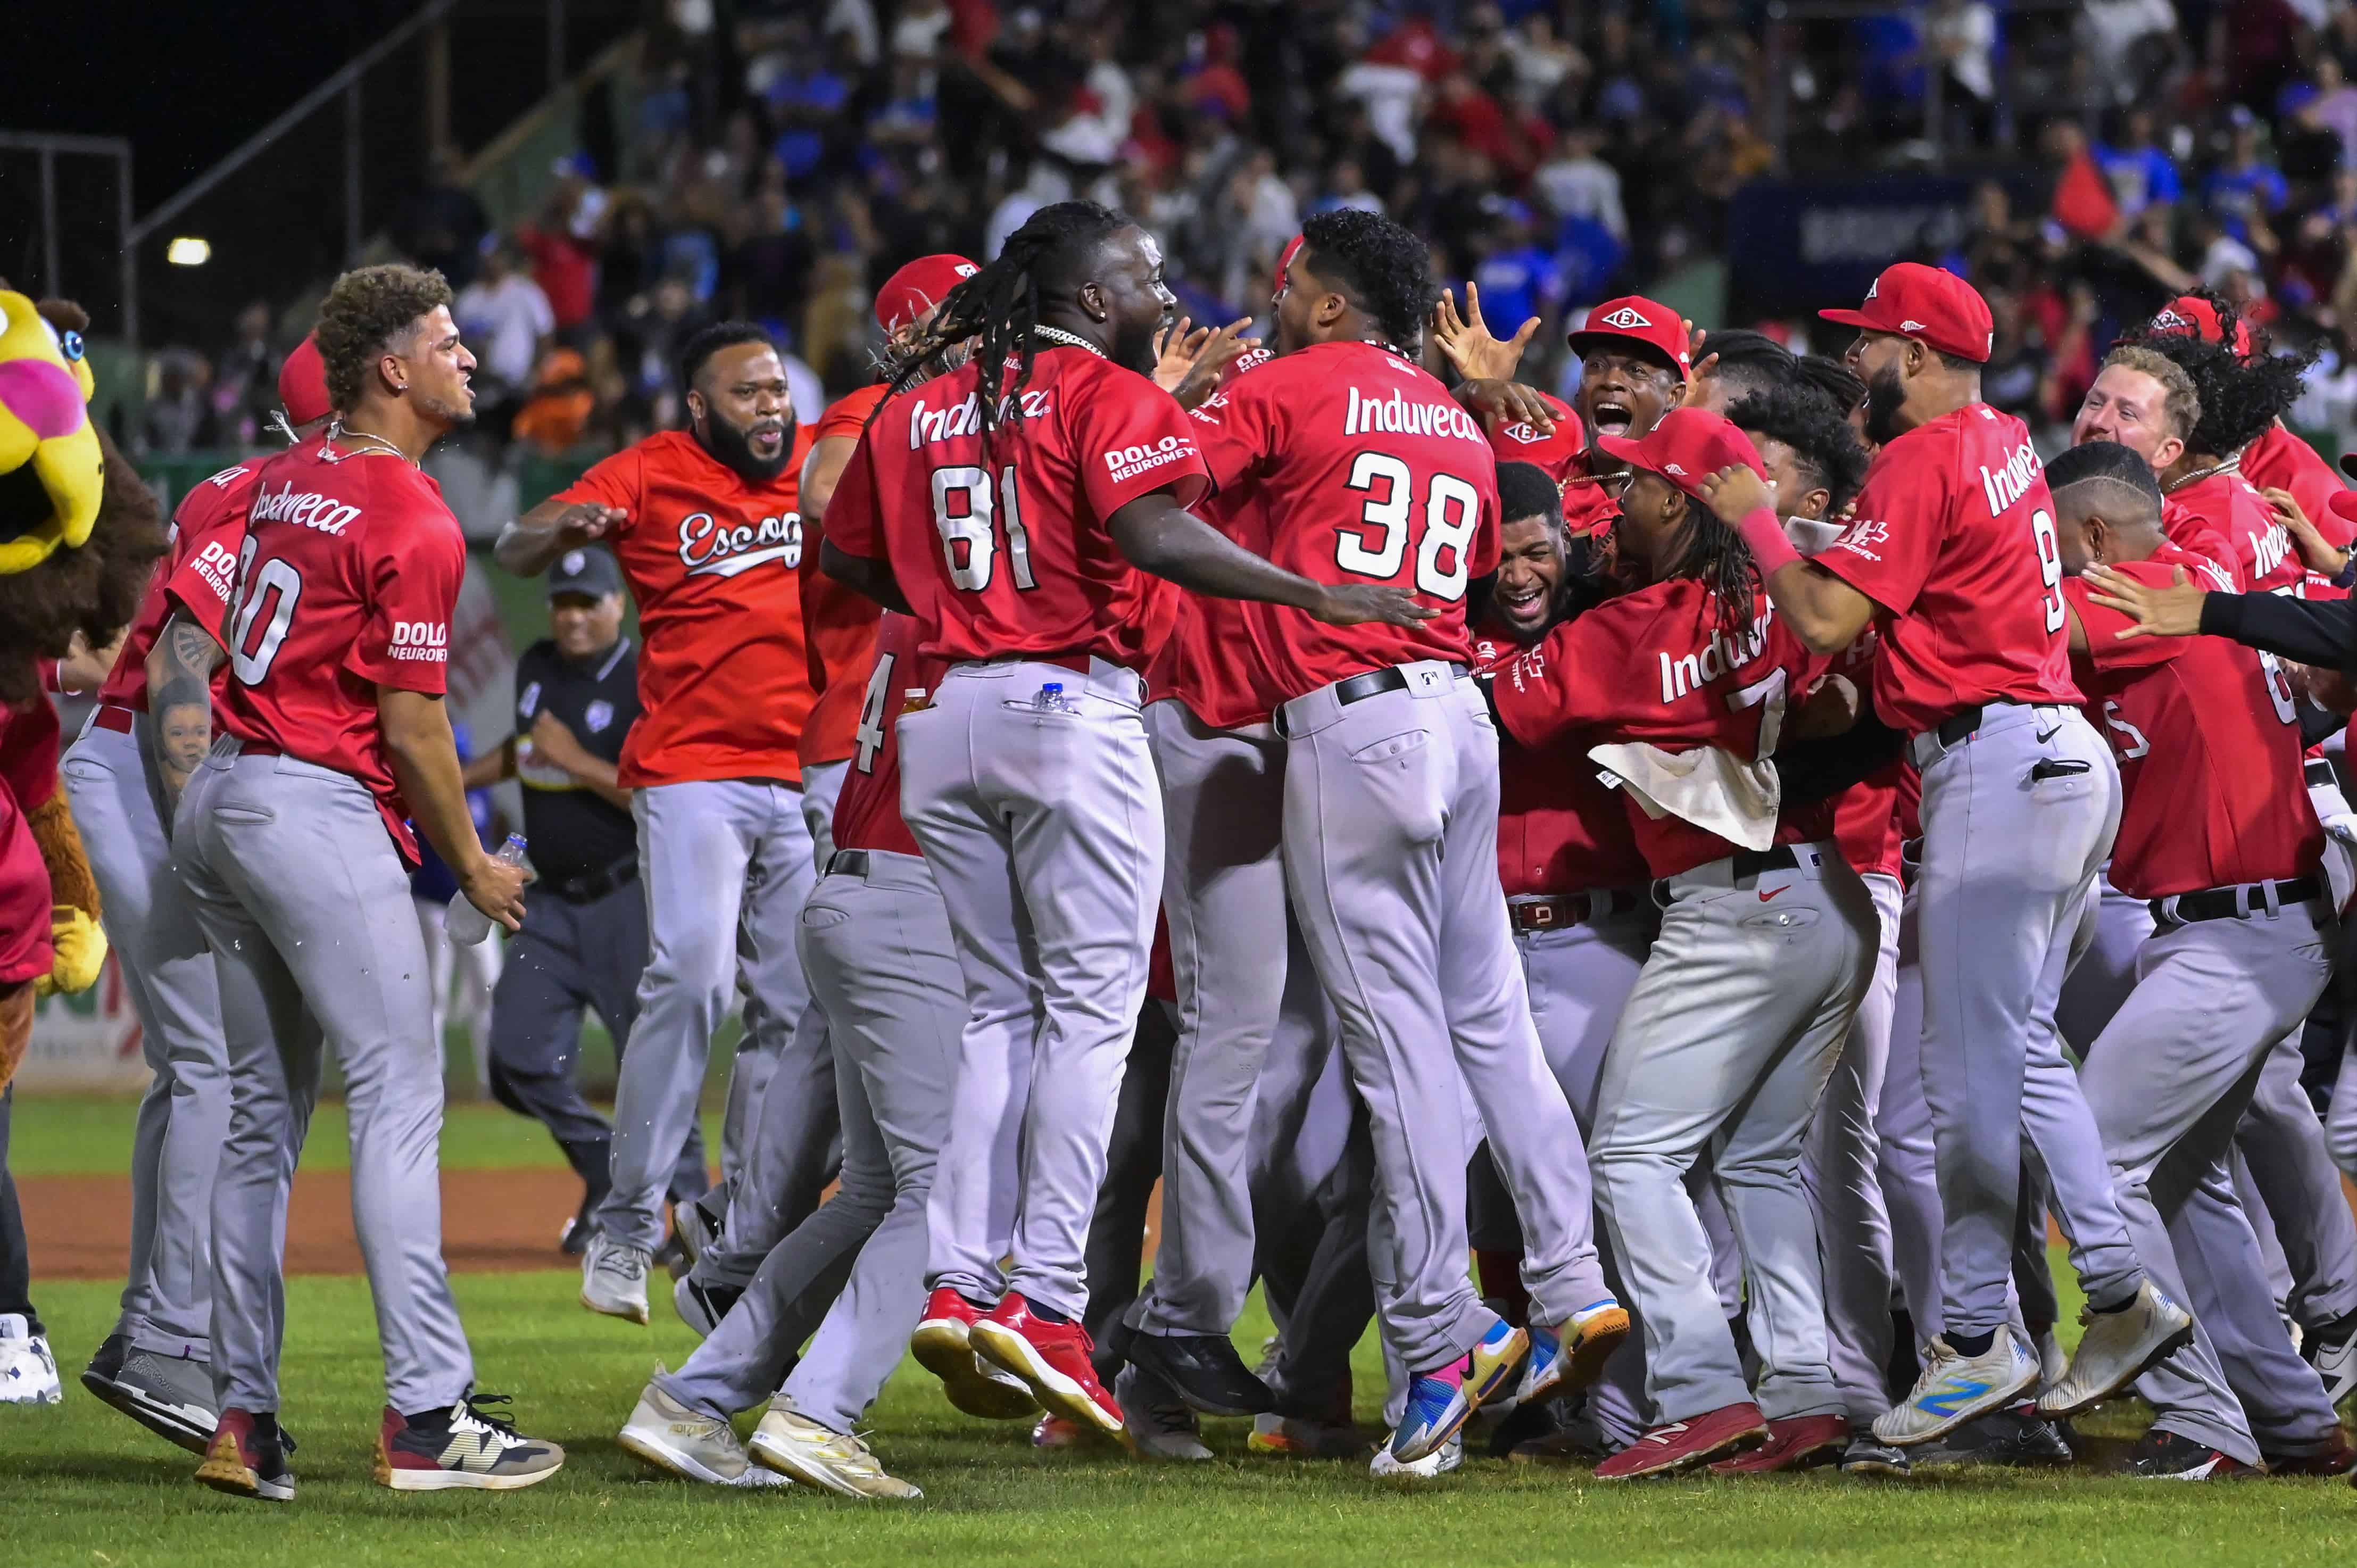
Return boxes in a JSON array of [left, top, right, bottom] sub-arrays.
[[1737, 505, 1802, 575]]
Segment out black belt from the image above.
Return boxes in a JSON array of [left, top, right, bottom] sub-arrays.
[[1507, 889, 1645, 931], [1275, 663, 1469, 737], [1929, 703, 1987, 749], [827, 848, 871, 878], [1650, 844, 1803, 903], [543, 855, 639, 904], [2308, 758, 2339, 791], [2151, 875, 2325, 925]]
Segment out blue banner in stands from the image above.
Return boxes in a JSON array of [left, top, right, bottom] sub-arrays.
[[1728, 175, 2037, 319]]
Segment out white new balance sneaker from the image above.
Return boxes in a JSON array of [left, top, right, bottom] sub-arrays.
[[1873, 1327, 2038, 1446], [2036, 1280, 2195, 1420]]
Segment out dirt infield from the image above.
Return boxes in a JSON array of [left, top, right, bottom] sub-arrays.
[[24, 1166, 593, 1280]]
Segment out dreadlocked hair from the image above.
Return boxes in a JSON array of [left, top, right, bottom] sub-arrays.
[[1676, 497, 1762, 641], [2116, 328, 2315, 458], [880, 201, 1130, 460], [1726, 386, 1872, 515]]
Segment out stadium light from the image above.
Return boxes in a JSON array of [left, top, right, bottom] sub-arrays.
[[165, 237, 211, 267]]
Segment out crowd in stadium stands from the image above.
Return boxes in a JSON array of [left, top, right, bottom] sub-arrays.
[[133, 0, 2357, 470]]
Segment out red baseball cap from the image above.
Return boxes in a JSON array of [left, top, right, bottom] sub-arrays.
[[874, 254, 979, 332], [278, 334, 331, 427], [1818, 262, 1993, 364], [1591, 406, 1767, 503], [2150, 294, 2255, 356], [1566, 296, 1691, 381], [1274, 233, 1304, 297]]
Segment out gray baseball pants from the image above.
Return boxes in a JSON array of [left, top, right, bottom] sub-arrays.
[[800, 759, 848, 874], [660, 852, 962, 1423], [1913, 702, 2138, 1337], [2082, 897, 2344, 1465], [599, 778, 816, 1252], [1594, 842, 1874, 1424], [2055, 870, 2151, 1055], [904, 658, 1160, 1319], [1279, 663, 1606, 1376], [690, 995, 839, 1293], [1804, 869, 1903, 1425], [178, 740, 472, 1414], [2234, 1033, 2357, 1334], [60, 717, 227, 1359]]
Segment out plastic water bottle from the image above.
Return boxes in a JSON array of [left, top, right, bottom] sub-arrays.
[[446, 834, 527, 947], [1033, 681, 1072, 714]]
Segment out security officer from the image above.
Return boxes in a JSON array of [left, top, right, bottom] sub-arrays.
[[470, 547, 709, 1250]]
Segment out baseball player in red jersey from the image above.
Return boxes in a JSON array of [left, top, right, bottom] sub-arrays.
[[1175, 210, 1619, 1467], [498, 322, 826, 1326], [171, 267, 561, 1498], [62, 339, 333, 1453], [2117, 330, 2308, 593], [823, 201, 1423, 1438], [1493, 409, 1876, 1478], [2048, 441, 2353, 1478], [1725, 263, 2187, 1444], [621, 611, 985, 1498]]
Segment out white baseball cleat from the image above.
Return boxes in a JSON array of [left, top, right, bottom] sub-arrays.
[[1371, 1429, 1461, 1478], [617, 1377, 789, 1487], [2309, 1325, 2357, 1407], [1873, 1327, 2038, 1446], [750, 1400, 921, 1499], [2036, 1281, 2195, 1420], [0, 1315, 61, 1406], [582, 1232, 653, 1325]]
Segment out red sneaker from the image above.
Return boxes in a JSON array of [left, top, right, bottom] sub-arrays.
[[909, 1287, 1039, 1420], [1708, 1413, 1850, 1474], [1595, 1401, 1767, 1480], [194, 1408, 296, 1502], [969, 1293, 1125, 1437]]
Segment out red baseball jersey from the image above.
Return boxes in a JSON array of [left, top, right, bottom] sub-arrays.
[[1490, 576, 1833, 878], [2066, 546, 2322, 897], [828, 345, 1209, 667], [829, 610, 944, 859], [556, 426, 820, 788], [1821, 626, 1905, 881], [1187, 339, 1498, 699], [1474, 627, 1650, 895], [799, 385, 892, 769], [1817, 404, 2080, 734], [2244, 421, 2352, 550], [2164, 468, 2298, 594], [103, 460, 264, 710], [0, 684, 59, 985], [1476, 388, 1614, 535], [213, 443, 467, 864]]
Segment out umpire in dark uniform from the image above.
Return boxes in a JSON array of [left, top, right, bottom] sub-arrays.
[[468, 547, 709, 1250]]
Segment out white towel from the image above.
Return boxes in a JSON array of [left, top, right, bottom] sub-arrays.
[[1589, 740, 1781, 852]]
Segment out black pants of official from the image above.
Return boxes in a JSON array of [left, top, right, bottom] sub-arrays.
[[486, 878, 707, 1202]]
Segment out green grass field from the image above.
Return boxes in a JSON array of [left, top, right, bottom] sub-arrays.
[[7, 1098, 2356, 1566]]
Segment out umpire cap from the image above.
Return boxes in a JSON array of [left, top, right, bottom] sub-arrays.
[[547, 546, 624, 601]]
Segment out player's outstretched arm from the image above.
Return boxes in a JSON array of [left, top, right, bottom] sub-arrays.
[[1109, 494, 1439, 629], [379, 686, 528, 932], [495, 498, 629, 577], [2093, 560, 2357, 665], [1433, 284, 1540, 384], [146, 613, 224, 813], [821, 538, 912, 614], [1698, 464, 1877, 654]]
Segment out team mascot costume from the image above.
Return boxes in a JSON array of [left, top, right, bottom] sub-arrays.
[[0, 287, 168, 1088]]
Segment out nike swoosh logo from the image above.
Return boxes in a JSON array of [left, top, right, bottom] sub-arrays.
[[2036, 724, 2061, 743], [1758, 885, 1789, 902]]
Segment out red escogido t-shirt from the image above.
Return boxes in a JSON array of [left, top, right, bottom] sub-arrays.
[[1815, 404, 2081, 735], [1186, 339, 1498, 701], [1489, 575, 1834, 879], [828, 344, 1211, 667], [211, 442, 466, 865], [1473, 626, 1651, 895], [2066, 544, 2322, 898], [556, 426, 820, 788], [799, 385, 892, 769], [104, 460, 263, 710]]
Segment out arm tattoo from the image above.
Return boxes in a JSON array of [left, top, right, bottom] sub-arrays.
[[147, 616, 226, 810]]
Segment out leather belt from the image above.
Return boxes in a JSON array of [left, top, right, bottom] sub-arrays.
[[93, 703, 136, 734], [543, 855, 640, 905], [1507, 889, 1645, 931], [827, 848, 872, 878], [2151, 875, 2325, 925], [2308, 758, 2339, 790], [1927, 703, 1986, 750], [1275, 663, 1470, 738]]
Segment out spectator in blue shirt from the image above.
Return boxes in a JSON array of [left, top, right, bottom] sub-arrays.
[[2204, 112, 2290, 243], [2096, 107, 2184, 217], [1471, 202, 1563, 343]]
